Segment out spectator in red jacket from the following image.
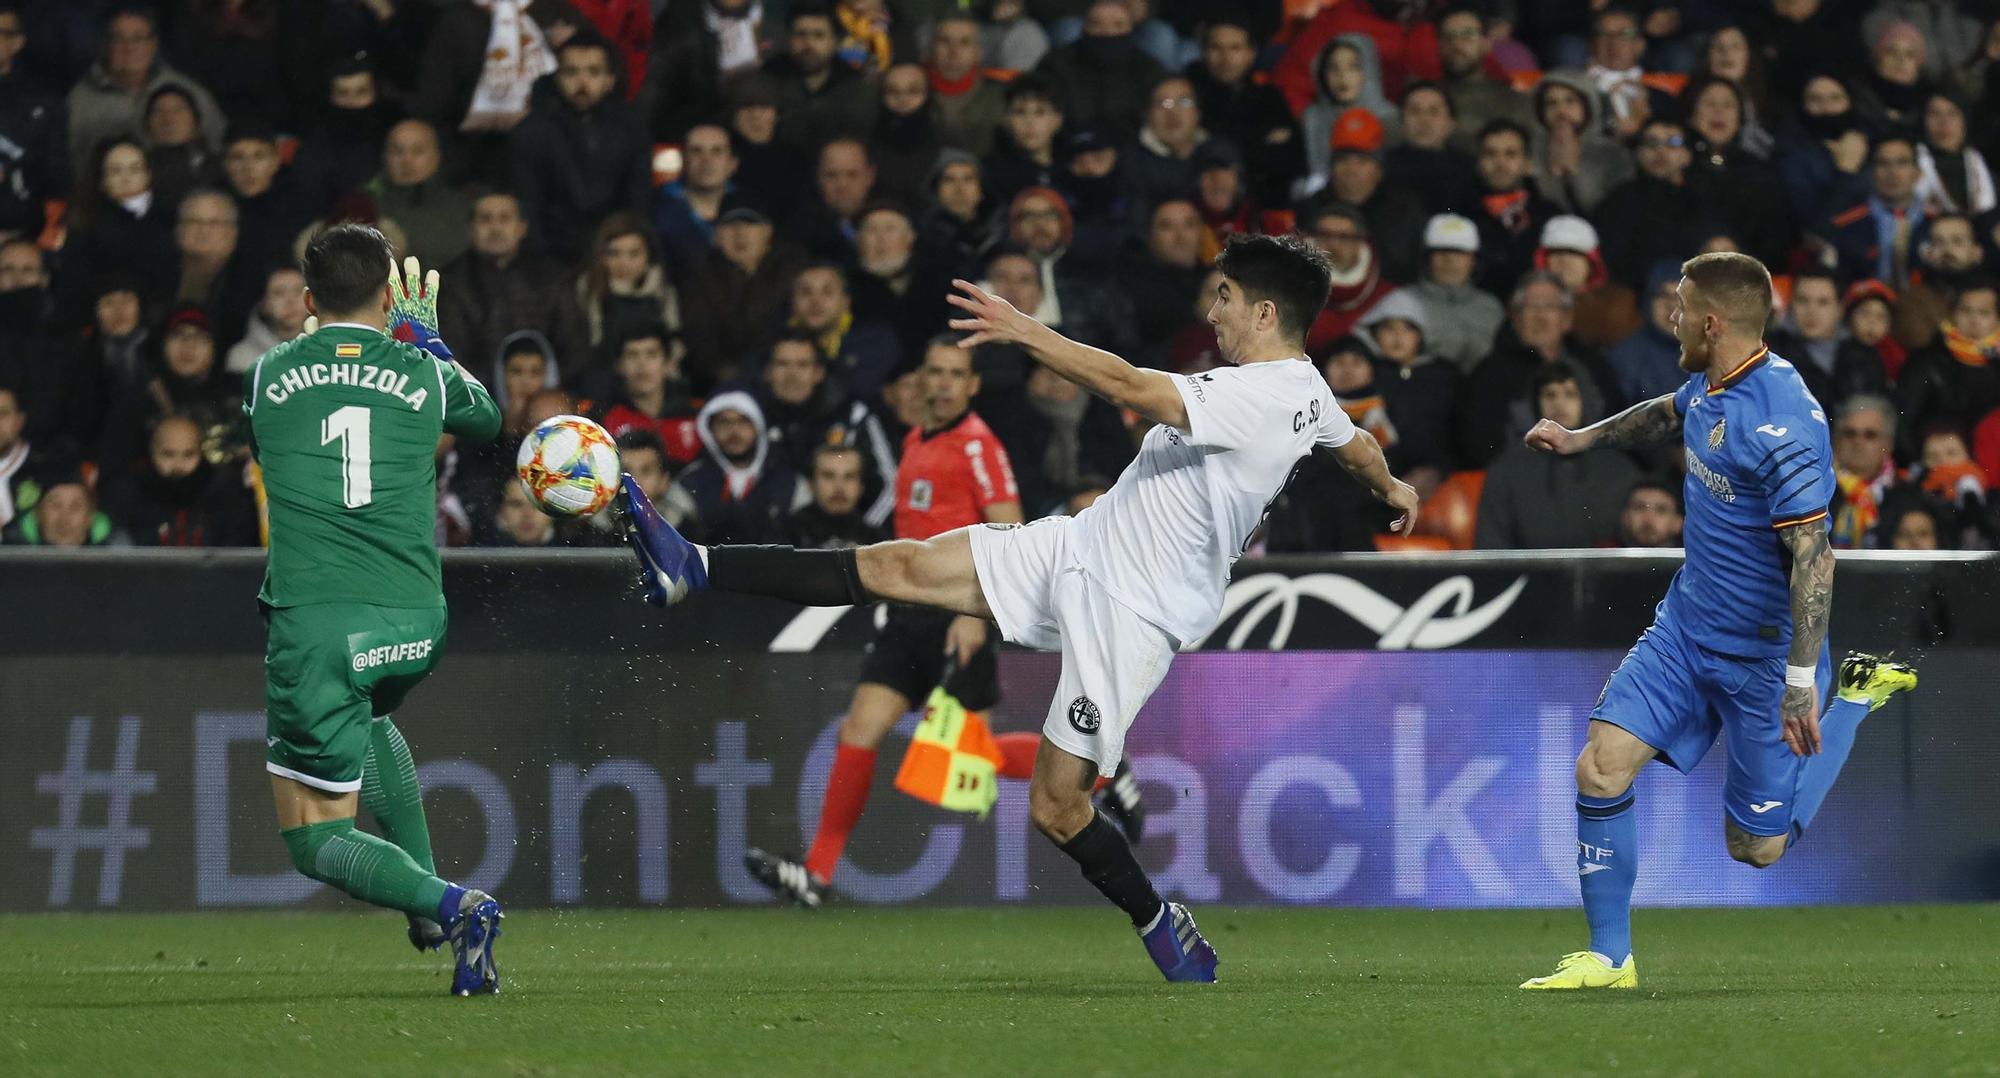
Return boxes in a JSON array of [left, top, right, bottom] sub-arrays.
[[595, 322, 702, 469], [1302, 203, 1393, 353]]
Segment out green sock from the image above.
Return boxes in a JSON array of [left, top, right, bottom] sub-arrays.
[[282, 818, 449, 919], [361, 718, 436, 873]]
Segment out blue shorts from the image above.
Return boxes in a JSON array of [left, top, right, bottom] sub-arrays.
[[1591, 613, 1831, 837]]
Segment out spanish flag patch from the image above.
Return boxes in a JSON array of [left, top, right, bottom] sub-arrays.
[[335, 343, 363, 358]]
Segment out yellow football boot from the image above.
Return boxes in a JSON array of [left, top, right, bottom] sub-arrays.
[[1836, 653, 1917, 712], [1519, 951, 1638, 990]]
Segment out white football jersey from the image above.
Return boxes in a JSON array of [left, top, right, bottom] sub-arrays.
[[1070, 359, 1355, 644]]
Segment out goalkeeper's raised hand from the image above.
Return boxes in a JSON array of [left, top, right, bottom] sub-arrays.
[[387, 255, 452, 361]]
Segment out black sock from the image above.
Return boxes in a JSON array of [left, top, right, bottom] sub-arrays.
[[1056, 810, 1163, 928], [706, 545, 874, 606]]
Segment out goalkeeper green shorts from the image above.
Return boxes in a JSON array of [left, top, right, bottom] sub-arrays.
[[263, 602, 449, 793]]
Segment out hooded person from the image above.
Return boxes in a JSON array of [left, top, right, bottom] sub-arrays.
[[1405, 213, 1506, 374], [1358, 288, 1459, 474], [1534, 215, 1639, 350], [1530, 70, 1635, 215], [920, 147, 1001, 279], [1298, 34, 1398, 202], [661, 389, 803, 544]]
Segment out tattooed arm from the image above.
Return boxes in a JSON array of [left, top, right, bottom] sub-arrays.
[[1777, 519, 1836, 756], [1524, 393, 1681, 455]]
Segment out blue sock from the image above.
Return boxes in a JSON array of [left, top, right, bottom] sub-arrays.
[[437, 883, 466, 927], [1789, 697, 1870, 842], [1577, 792, 1638, 965]]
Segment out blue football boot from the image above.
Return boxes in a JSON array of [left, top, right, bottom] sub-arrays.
[[616, 474, 707, 607], [443, 887, 503, 997], [1139, 902, 1218, 983]]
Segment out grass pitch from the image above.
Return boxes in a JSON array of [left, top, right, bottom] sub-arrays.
[[2, 906, 1995, 1076]]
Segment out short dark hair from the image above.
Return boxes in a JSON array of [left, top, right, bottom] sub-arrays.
[[615, 428, 666, 459], [1531, 360, 1583, 399], [1477, 117, 1530, 150], [787, 2, 835, 29], [614, 320, 674, 355], [1402, 79, 1454, 116], [300, 223, 391, 316], [1870, 131, 1917, 159], [811, 442, 862, 471], [1213, 232, 1335, 345], [770, 330, 826, 363], [1003, 73, 1062, 111], [1626, 476, 1683, 514], [1951, 273, 2000, 306]]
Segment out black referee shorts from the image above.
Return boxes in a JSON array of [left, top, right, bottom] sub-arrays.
[[856, 605, 1001, 711]]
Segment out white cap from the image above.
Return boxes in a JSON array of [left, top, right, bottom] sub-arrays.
[[1423, 213, 1479, 252], [1540, 215, 1600, 254]]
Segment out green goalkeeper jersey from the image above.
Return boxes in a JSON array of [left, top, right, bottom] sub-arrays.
[[244, 324, 501, 609]]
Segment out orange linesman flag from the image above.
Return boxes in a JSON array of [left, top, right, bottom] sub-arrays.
[[895, 681, 1005, 818]]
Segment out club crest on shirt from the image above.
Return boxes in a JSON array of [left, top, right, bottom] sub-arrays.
[[908, 479, 933, 511], [1708, 417, 1727, 450], [1067, 696, 1101, 734]]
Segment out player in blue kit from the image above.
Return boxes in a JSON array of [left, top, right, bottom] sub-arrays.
[[1515, 252, 1916, 989]]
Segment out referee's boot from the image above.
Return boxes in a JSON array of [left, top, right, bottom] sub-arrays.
[[616, 474, 707, 607], [745, 848, 826, 909]]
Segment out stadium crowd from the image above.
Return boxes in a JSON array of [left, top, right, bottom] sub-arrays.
[[0, 0, 1996, 554]]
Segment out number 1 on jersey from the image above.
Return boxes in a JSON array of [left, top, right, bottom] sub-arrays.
[[321, 405, 373, 508]]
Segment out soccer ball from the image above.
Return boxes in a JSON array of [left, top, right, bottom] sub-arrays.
[[516, 415, 621, 517]]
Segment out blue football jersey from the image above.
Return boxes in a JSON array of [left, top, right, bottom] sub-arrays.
[[1661, 347, 1835, 657]]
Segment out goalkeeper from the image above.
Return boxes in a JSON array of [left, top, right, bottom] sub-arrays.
[[244, 224, 505, 995]]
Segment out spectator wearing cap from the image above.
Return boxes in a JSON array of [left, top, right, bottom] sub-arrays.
[[979, 0, 1049, 73], [1302, 203, 1394, 354], [766, 3, 876, 153], [1358, 289, 1460, 479], [681, 191, 805, 388], [66, 7, 225, 179], [1120, 199, 1207, 366], [438, 188, 589, 385], [1123, 75, 1234, 220], [510, 35, 650, 262], [2, 468, 127, 546], [1767, 268, 1888, 410], [1055, 127, 1131, 256], [1603, 261, 1690, 405], [927, 13, 1005, 158], [1536, 215, 1638, 350], [654, 123, 737, 270], [360, 119, 469, 271], [1034, 0, 1165, 144], [1822, 133, 1926, 290], [1384, 81, 1479, 218], [646, 0, 763, 142], [291, 55, 401, 218], [0, 4, 66, 242], [783, 261, 901, 399], [1429, 6, 1534, 155], [1594, 117, 1704, 290], [1475, 362, 1638, 549], [1186, 19, 1300, 208], [1298, 36, 1396, 200], [1315, 127, 1425, 286], [1862, 4, 1981, 91], [983, 74, 1063, 211], [1844, 278, 1908, 383], [1849, 19, 1934, 139], [851, 202, 952, 360], [1897, 277, 2000, 463], [1528, 70, 1632, 215], [99, 304, 243, 495], [1403, 213, 1505, 374], [1458, 271, 1621, 468], [1469, 118, 1560, 295], [142, 84, 216, 213], [754, 331, 897, 527], [920, 149, 999, 280], [219, 120, 311, 277], [871, 63, 940, 210]]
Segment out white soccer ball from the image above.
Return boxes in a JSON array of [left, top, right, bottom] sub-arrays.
[[516, 415, 621, 517]]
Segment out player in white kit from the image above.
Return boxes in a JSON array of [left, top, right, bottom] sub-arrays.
[[617, 232, 1420, 981]]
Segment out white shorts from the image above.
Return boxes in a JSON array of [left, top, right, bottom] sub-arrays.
[[967, 517, 1177, 776]]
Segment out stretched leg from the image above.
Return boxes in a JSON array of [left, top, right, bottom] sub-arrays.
[[1788, 654, 1917, 842]]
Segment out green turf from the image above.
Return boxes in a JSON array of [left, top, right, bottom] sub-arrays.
[[2, 906, 1995, 1076]]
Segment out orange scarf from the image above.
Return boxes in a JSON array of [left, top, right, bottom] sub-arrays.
[[1831, 469, 1880, 548], [1339, 394, 1398, 448], [1940, 320, 1999, 368]]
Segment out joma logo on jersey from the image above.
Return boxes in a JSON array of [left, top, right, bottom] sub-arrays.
[[265, 362, 431, 412], [1685, 448, 1734, 502], [351, 638, 435, 672]]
